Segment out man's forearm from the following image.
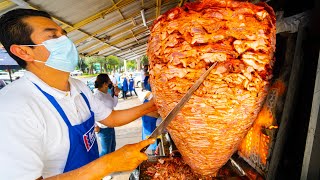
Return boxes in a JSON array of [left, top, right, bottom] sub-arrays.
[[101, 100, 157, 127], [44, 155, 113, 180], [43, 138, 154, 180]]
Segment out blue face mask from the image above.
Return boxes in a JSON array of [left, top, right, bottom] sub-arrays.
[[21, 35, 79, 72]]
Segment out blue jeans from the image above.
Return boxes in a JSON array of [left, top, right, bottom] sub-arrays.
[[97, 127, 116, 156]]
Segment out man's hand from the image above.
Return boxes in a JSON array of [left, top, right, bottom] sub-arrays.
[[146, 98, 158, 112], [146, 111, 160, 118], [107, 138, 156, 172], [43, 138, 156, 180], [94, 126, 100, 133], [114, 86, 120, 96]]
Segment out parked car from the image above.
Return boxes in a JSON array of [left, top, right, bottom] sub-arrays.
[[132, 71, 142, 87], [70, 70, 83, 76], [86, 77, 96, 92], [12, 70, 26, 79], [0, 71, 11, 81], [0, 79, 6, 90]]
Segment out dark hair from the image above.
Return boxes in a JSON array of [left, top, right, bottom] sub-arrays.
[[0, 9, 52, 68], [95, 74, 110, 88]]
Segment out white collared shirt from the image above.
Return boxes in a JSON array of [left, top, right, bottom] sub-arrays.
[[93, 89, 118, 128], [0, 71, 112, 179], [110, 75, 117, 85], [141, 69, 146, 80]]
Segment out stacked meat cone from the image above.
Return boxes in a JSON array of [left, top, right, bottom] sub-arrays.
[[147, 0, 276, 176]]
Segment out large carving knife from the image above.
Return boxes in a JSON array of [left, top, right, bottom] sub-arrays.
[[141, 62, 217, 152]]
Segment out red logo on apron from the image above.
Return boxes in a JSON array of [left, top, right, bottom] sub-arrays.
[[83, 125, 96, 151]]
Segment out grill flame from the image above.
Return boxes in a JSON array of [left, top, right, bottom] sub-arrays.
[[238, 80, 285, 168]]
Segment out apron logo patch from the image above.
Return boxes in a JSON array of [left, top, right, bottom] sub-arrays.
[[83, 125, 96, 152]]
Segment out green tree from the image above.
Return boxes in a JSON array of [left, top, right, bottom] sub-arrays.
[[84, 56, 99, 74], [78, 56, 87, 71], [119, 58, 124, 72], [106, 55, 120, 72], [96, 56, 107, 73], [126, 60, 137, 71], [141, 55, 149, 68]]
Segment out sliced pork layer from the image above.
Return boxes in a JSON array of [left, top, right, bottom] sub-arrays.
[[147, 0, 276, 175]]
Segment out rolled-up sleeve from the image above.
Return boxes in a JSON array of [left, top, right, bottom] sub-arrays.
[[91, 93, 113, 122], [73, 79, 113, 122]]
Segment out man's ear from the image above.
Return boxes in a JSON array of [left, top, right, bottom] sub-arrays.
[[10, 45, 34, 62]]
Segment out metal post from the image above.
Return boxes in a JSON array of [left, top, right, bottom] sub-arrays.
[[136, 58, 141, 71], [267, 22, 307, 180], [300, 50, 320, 180]]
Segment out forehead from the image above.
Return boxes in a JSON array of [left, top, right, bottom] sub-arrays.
[[23, 16, 60, 31], [23, 16, 63, 43]]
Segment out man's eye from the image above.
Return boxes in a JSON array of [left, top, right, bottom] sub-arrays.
[[49, 35, 59, 38]]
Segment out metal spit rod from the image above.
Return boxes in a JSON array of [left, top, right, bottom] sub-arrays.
[[230, 158, 247, 177]]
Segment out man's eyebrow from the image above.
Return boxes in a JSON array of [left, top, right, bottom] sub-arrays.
[[43, 28, 68, 36], [43, 27, 58, 33], [43, 28, 67, 35]]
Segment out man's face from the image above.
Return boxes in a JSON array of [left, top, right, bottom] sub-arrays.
[[104, 80, 112, 88], [108, 80, 113, 87], [23, 16, 66, 62]]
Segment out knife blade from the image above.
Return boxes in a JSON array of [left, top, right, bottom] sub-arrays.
[[141, 62, 217, 152]]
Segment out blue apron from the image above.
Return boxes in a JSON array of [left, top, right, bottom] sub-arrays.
[[141, 99, 158, 151], [33, 84, 99, 173], [122, 78, 128, 91], [129, 78, 134, 91]]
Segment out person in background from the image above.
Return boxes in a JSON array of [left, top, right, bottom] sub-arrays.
[[128, 74, 137, 97], [109, 73, 117, 97], [108, 84, 115, 98], [121, 74, 129, 99], [140, 67, 146, 91], [94, 74, 119, 155], [0, 8, 157, 179], [141, 91, 159, 155], [117, 74, 122, 95], [110, 73, 117, 86], [114, 72, 120, 85], [144, 71, 152, 91], [142, 65, 152, 91], [94, 74, 120, 180]]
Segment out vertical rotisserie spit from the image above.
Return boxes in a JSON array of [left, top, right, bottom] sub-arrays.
[[147, 0, 276, 176]]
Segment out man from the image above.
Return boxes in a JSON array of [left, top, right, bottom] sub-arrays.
[[108, 73, 117, 97], [110, 73, 117, 86], [128, 74, 138, 96], [140, 67, 146, 91], [94, 74, 120, 180], [142, 65, 150, 91], [0, 9, 156, 179], [94, 74, 120, 157]]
